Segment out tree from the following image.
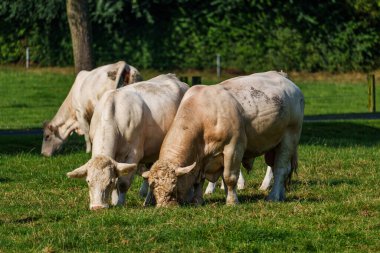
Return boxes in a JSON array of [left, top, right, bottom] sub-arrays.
[[66, 0, 94, 73]]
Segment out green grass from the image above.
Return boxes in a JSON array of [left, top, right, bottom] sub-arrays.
[[0, 121, 379, 252], [0, 67, 380, 252], [1, 67, 379, 129]]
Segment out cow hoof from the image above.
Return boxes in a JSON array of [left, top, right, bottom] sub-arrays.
[[139, 188, 148, 198], [226, 196, 239, 206], [204, 187, 214, 195], [259, 185, 270, 191], [191, 197, 204, 206], [266, 194, 285, 202], [205, 182, 216, 195]]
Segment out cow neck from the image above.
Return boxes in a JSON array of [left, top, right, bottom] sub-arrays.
[[159, 122, 201, 167], [51, 92, 75, 127], [91, 123, 119, 159]]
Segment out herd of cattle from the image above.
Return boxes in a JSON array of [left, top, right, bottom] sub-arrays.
[[41, 61, 305, 210]]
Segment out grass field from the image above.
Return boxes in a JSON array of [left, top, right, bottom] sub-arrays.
[[0, 67, 380, 252], [1, 66, 380, 129]]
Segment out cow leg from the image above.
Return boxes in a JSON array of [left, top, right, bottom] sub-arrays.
[[237, 170, 245, 190], [111, 189, 119, 206], [143, 188, 156, 206], [223, 145, 244, 205], [76, 111, 91, 153], [205, 182, 217, 194], [116, 151, 143, 206], [116, 174, 135, 206], [221, 169, 244, 190], [139, 178, 149, 197], [259, 166, 273, 191], [267, 133, 296, 201]]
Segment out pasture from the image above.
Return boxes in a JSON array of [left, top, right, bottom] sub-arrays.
[[0, 67, 379, 252]]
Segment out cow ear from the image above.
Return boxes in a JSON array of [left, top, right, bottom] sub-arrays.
[[67, 164, 87, 178], [128, 68, 143, 84], [175, 162, 196, 177], [142, 171, 150, 179], [115, 162, 137, 176], [42, 121, 50, 129]]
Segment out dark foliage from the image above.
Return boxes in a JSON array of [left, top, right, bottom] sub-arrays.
[[1, 0, 379, 72]]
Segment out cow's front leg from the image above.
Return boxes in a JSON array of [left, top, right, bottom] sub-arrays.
[[223, 145, 243, 205], [143, 187, 156, 206], [84, 133, 91, 153], [221, 169, 244, 190], [76, 110, 91, 153], [139, 178, 149, 197], [111, 188, 119, 206], [116, 174, 135, 206]]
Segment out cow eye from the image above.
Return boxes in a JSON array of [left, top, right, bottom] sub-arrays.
[[45, 135, 50, 141], [86, 179, 90, 184]]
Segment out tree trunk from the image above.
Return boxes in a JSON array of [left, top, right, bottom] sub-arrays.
[[66, 0, 94, 74]]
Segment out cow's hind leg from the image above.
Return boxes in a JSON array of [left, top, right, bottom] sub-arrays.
[[267, 132, 297, 201], [259, 166, 273, 191], [221, 170, 244, 190], [205, 182, 217, 194]]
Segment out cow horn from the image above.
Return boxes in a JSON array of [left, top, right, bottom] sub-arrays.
[[67, 164, 88, 178], [115, 162, 137, 176], [175, 162, 196, 177], [142, 171, 150, 179]]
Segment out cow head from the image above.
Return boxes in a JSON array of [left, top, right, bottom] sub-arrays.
[[41, 121, 64, 157], [67, 155, 136, 210], [142, 160, 197, 207]]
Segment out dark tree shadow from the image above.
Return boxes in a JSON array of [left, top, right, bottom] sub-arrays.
[[0, 131, 86, 155], [301, 121, 380, 147], [0, 177, 12, 183]]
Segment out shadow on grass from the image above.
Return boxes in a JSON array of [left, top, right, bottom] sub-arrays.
[[301, 121, 380, 147], [0, 177, 12, 183], [13, 215, 41, 224], [0, 132, 86, 155], [204, 192, 323, 205], [0, 120, 379, 154]]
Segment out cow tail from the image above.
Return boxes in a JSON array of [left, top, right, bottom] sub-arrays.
[[285, 149, 298, 190]]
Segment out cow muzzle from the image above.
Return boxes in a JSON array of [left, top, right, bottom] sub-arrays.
[[41, 150, 53, 157]]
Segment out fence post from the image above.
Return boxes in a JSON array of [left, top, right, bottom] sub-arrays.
[[216, 54, 221, 79], [368, 74, 376, 112], [192, 76, 201, 86], [26, 47, 30, 69]]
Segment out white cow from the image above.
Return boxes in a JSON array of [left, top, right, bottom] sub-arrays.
[[41, 61, 142, 157], [143, 71, 304, 207], [67, 74, 189, 210]]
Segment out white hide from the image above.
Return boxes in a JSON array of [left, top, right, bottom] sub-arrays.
[[68, 74, 189, 209], [41, 61, 142, 156]]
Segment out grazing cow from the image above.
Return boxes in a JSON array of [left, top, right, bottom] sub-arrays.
[[41, 61, 142, 157], [67, 74, 189, 210], [143, 71, 304, 207]]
